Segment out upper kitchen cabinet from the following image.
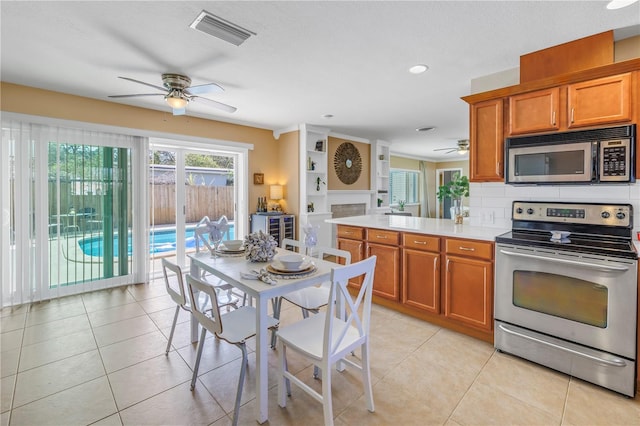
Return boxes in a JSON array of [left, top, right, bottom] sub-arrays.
[[469, 98, 504, 182], [508, 87, 560, 135], [567, 73, 632, 129]]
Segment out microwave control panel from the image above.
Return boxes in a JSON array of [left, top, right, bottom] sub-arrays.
[[599, 138, 630, 180]]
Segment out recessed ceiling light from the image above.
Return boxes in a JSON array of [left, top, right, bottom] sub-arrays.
[[409, 64, 429, 74], [606, 0, 639, 9], [416, 126, 435, 132], [322, 114, 334, 119]]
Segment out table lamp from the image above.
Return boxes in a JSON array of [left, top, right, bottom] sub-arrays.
[[270, 185, 283, 211]]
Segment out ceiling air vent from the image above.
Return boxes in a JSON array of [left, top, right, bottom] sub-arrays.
[[190, 10, 256, 46]]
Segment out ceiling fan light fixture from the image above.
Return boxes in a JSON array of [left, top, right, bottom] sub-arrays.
[[165, 92, 188, 109]]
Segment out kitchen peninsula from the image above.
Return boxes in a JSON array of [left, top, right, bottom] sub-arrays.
[[326, 215, 508, 342]]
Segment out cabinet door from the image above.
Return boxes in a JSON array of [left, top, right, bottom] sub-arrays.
[[470, 98, 504, 182], [508, 88, 560, 135], [366, 242, 400, 301], [444, 255, 493, 331], [337, 237, 364, 289], [567, 73, 632, 129], [402, 248, 440, 313]]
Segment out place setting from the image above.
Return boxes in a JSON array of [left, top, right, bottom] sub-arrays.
[[214, 239, 247, 257], [266, 253, 317, 278]]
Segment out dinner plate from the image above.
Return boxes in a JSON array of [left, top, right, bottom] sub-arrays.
[[269, 259, 313, 273], [215, 247, 245, 254], [266, 264, 316, 276]]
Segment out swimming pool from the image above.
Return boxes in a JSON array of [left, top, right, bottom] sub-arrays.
[[77, 225, 236, 257]]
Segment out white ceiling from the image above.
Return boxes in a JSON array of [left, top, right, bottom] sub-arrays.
[[1, 1, 639, 160]]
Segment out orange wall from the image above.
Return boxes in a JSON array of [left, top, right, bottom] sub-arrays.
[[0, 82, 281, 215]]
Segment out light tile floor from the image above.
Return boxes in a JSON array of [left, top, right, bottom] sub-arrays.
[[1, 280, 639, 426]]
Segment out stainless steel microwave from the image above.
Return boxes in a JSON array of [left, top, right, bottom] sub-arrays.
[[505, 125, 636, 185]]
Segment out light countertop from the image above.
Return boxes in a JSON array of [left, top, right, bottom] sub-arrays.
[[326, 215, 508, 242]]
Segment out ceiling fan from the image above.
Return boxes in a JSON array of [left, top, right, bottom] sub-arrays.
[[108, 73, 237, 115], [433, 139, 470, 155]]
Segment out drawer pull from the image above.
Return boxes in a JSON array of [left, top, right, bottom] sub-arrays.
[[376, 235, 388, 239], [413, 240, 427, 245], [458, 246, 475, 251], [344, 231, 353, 235]]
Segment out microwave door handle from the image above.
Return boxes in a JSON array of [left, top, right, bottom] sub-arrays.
[[498, 249, 629, 272]]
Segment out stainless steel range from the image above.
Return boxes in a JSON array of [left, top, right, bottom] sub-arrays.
[[495, 201, 637, 397]]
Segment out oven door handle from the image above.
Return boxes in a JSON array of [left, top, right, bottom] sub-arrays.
[[498, 324, 628, 368], [498, 249, 630, 272]]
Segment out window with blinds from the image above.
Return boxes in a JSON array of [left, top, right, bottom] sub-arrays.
[[390, 170, 419, 204]]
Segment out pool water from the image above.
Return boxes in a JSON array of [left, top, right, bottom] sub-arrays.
[[78, 226, 236, 257]]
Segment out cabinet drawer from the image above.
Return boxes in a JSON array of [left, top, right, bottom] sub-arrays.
[[445, 238, 493, 260], [366, 229, 400, 245], [337, 225, 364, 240], [402, 233, 440, 252]]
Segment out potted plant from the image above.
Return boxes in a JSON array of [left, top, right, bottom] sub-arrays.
[[436, 174, 469, 224], [397, 200, 406, 211]]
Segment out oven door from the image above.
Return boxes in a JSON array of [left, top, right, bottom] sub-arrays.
[[506, 141, 595, 184], [495, 243, 637, 358]]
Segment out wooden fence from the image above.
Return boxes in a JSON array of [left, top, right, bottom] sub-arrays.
[[48, 183, 234, 226]]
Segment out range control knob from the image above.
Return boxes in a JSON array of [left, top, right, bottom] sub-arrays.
[[601, 211, 611, 219], [515, 207, 523, 214], [616, 211, 626, 220], [526, 208, 534, 215]]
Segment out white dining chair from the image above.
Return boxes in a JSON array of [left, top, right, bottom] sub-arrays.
[[277, 255, 377, 426], [270, 239, 351, 356], [161, 258, 213, 355], [186, 273, 279, 426]]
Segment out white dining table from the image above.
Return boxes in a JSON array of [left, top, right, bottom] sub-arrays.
[[188, 249, 335, 424]]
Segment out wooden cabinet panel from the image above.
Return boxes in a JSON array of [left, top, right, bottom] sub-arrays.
[[367, 242, 400, 301], [444, 255, 493, 331], [367, 228, 400, 246], [470, 98, 504, 182], [402, 248, 440, 313], [508, 87, 560, 135], [337, 225, 365, 240], [337, 237, 364, 289], [567, 73, 632, 129], [402, 233, 440, 251], [445, 238, 493, 261]]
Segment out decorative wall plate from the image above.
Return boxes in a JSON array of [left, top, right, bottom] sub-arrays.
[[333, 142, 362, 184]]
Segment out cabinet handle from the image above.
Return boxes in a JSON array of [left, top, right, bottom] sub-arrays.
[[344, 231, 353, 235], [458, 246, 475, 251], [551, 111, 556, 126], [446, 258, 450, 272], [570, 108, 575, 123], [496, 162, 501, 175], [434, 256, 439, 271], [376, 235, 388, 239], [413, 240, 427, 245]]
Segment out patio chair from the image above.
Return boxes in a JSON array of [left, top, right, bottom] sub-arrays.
[[277, 255, 377, 426], [186, 273, 278, 426]]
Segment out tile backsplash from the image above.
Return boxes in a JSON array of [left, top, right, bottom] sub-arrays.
[[468, 182, 640, 238]]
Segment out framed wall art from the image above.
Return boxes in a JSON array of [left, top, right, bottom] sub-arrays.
[[253, 173, 264, 185]]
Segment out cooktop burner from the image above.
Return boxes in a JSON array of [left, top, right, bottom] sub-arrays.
[[498, 201, 637, 259], [496, 230, 638, 259]]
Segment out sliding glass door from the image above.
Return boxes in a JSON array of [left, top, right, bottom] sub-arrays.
[[1, 120, 141, 307], [149, 142, 238, 278]]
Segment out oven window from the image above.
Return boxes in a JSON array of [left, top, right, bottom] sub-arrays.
[[513, 271, 607, 328]]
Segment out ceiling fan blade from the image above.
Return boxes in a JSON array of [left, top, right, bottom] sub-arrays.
[[117, 76, 167, 93], [172, 108, 186, 116], [192, 96, 237, 113], [186, 82, 224, 95], [433, 147, 456, 152], [108, 93, 165, 98]]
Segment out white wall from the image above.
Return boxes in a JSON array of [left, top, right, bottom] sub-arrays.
[[468, 183, 640, 236]]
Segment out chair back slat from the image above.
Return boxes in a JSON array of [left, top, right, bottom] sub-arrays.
[[186, 274, 224, 336], [324, 255, 376, 359], [162, 259, 187, 307], [281, 238, 305, 254]]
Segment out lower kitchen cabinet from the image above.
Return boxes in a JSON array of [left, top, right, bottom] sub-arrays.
[[336, 225, 365, 289], [402, 233, 440, 314], [366, 241, 400, 301], [443, 238, 494, 331]]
